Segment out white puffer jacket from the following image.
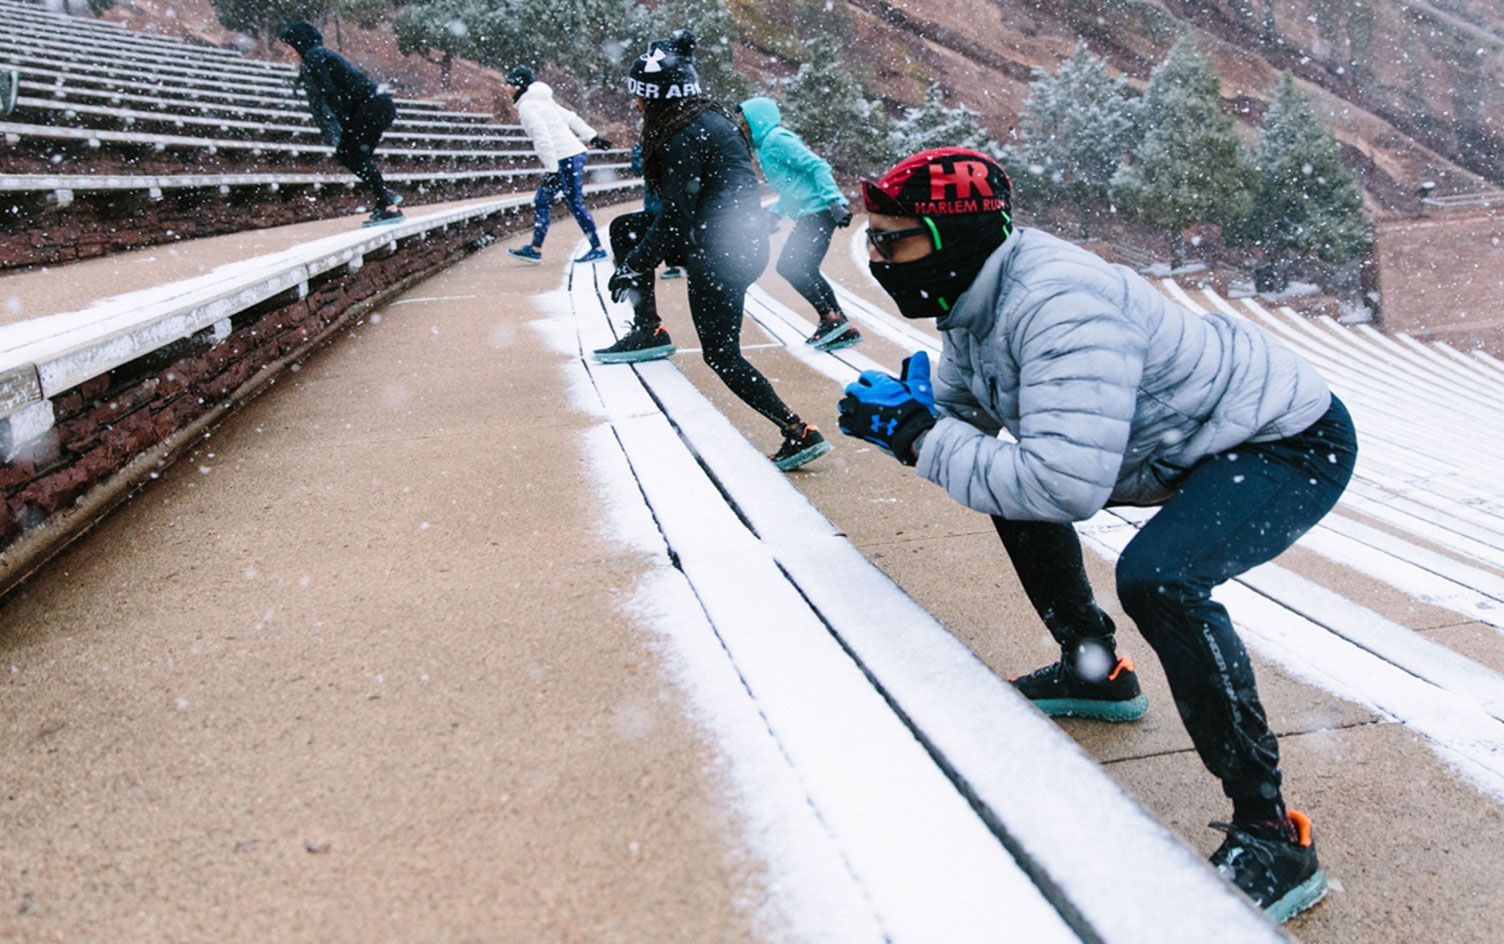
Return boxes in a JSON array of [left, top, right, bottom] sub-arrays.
[[915, 228, 1332, 522], [514, 82, 595, 170]]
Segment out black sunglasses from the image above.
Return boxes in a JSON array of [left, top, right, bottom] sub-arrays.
[[866, 223, 933, 261]]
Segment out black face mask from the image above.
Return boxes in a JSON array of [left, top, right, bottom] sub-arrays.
[[869, 216, 1007, 319], [869, 252, 981, 320]]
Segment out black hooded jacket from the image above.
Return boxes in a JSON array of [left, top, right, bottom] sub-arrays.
[[281, 23, 382, 149], [624, 108, 765, 274]]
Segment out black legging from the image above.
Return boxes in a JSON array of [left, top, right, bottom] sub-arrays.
[[609, 211, 685, 326], [776, 211, 841, 316], [609, 210, 798, 429], [334, 94, 397, 206]]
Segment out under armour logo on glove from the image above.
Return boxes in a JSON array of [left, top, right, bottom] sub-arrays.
[[837, 351, 938, 466]]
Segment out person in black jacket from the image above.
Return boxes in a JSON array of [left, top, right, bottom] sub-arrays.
[[279, 22, 403, 226], [595, 31, 829, 472]]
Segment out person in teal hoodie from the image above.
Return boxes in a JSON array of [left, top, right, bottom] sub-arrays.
[[736, 97, 861, 351]]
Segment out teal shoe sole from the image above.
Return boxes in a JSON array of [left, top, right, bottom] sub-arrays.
[[815, 334, 863, 352], [593, 344, 675, 365], [806, 321, 854, 347], [361, 215, 404, 227], [1265, 870, 1328, 924], [774, 439, 831, 471], [1031, 694, 1148, 722]]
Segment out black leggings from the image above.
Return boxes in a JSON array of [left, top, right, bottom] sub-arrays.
[[608, 211, 685, 324], [993, 397, 1358, 820], [609, 210, 798, 430], [776, 211, 841, 316], [334, 94, 397, 206]]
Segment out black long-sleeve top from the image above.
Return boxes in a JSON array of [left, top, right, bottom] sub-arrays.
[[624, 109, 765, 273], [297, 46, 381, 148]]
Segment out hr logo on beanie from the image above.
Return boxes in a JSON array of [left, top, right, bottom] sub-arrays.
[[862, 147, 1013, 219]]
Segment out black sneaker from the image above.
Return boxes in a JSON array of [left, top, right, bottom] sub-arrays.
[[807, 315, 862, 351], [771, 422, 831, 471], [362, 207, 404, 227], [593, 323, 675, 364], [1209, 811, 1328, 923], [1010, 642, 1148, 722]]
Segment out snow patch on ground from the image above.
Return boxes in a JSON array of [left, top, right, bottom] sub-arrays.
[[530, 276, 887, 944]]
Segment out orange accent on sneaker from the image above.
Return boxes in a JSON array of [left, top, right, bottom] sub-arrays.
[[1107, 655, 1135, 681], [1288, 810, 1314, 848]]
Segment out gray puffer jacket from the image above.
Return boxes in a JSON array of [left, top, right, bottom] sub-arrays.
[[915, 228, 1332, 522]]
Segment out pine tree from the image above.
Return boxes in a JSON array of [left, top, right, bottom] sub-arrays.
[[781, 34, 891, 171], [211, 0, 332, 48], [393, 0, 481, 88], [460, 0, 649, 108], [889, 83, 999, 158], [1231, 73, 1370, 289], [338, 0, 398, 30], [651, 0, 746, 102], [1007, 42, 1134, 237], [1112, 39, 1252, 268]]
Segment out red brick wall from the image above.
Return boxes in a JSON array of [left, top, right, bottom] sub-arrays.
[[0, 196, 576, 564], [0, 170, 544, 269]]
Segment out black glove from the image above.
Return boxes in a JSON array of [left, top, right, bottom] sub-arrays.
[[540, 171, 559, 189], [828, 200, 853, 228], [588, 135, 613, 151], [763, 208, 783, 235], [837, 352, 937, 466], [608, 265, 645, 304]]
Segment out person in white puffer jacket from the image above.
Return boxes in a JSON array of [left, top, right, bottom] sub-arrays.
[[838, 147, 1357, 925], [504, 66, 613, 264]]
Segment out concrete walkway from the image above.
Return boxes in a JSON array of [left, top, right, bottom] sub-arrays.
[[0, 213, 770, 942]]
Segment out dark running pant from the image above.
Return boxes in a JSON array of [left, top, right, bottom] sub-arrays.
[[533, 153, 599, 249], [334, 94, 397, 207], [607, 210, 686, 319], [993, 396, 1357, 820], [777, 211, 841, 316], [608, 210, 796, 430]]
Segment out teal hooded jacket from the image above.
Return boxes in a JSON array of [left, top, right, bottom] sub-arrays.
[[738, 97, 848, 219]]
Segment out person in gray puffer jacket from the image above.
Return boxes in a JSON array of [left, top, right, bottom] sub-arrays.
[[838, 148, 1356, 924]]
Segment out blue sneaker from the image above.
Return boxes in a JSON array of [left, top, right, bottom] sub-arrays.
[[575, 247, 608, 263], [508, 245, 543, 264]]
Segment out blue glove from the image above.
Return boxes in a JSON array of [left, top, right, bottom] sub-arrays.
[[837, 351, 937, 465]]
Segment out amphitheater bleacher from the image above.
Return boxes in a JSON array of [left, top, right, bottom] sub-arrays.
[[0, 0, 632, 267]]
